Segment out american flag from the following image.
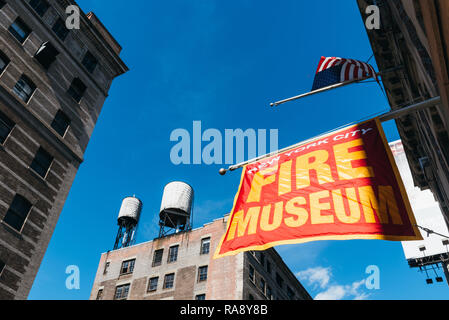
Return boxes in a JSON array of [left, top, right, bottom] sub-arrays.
[[311, 56, 378, 91]]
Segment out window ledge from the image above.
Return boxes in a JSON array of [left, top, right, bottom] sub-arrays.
[[1, 220, 23, 238], [27, 166, 49, 185]]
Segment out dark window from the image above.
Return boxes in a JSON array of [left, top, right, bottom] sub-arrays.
[[195, 294, 206, 300], [258, 252, 265, 266], [275, 273, 284, 288], [249, 264, 255, 283], [266, 260, 272, 274], [120, 259, 135, 274], [0, 1, 5, 9], [30, 147, 53, 178], [248, 294, 254, 300], [67, 77, 86, 103], [148, 277, 158, 292], [0, 110, 14, 145], [34, 41, 59, 69], [3, 194, 32, 232], [267, 286, 273, 300], [13, 75, 36, 103], [9, 18, 31, 43], [51, 110, 70, 137], [103, 261, 110, 275], [152, 249, 163, 267], [287, 286, 295, 300], [82, 51, 98, 73], [0, 50, 9, 73], [114, 284, 130, 300], [167, 245, 178, 263], [0, 259, 5, 275], [200, 237, 210, 255], [52, 18, 69, 41], [163, 273, 175, 289], [259, 277, 266, 294], [198, 266, 208, 282], [29, 0, 50, 17], [96, 289, 103, 300]]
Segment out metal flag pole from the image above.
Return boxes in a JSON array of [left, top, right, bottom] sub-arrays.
[[270, 66, 403, 107], [219, 96, 441, 175], [270, 77, 371, 107]]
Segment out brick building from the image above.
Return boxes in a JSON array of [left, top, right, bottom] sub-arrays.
[[0, 0, 127, 299], [90, 215, 312, 300]]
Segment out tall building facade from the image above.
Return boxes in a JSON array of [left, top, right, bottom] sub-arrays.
[[90, 216, 312, 301], [357, 0, 449, 228], [0, 0, 128, 299]]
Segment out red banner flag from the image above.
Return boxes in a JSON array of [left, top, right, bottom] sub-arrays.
[[214, 118, 422, 259]]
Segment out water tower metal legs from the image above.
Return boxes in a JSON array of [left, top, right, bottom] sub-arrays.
[[114, 224, 137, 250], [158, 213, 191, 238], [113, 227, 124, 250]]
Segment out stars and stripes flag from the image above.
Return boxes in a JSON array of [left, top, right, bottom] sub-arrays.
[[311, 56, 378, 91]]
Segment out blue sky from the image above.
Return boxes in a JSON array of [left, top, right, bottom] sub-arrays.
[[28, 0, 449, 299]]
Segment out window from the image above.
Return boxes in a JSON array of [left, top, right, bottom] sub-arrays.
[[258, 252, 265, 266], [0, 259, 5, 275], [0, 110, 14, 145], [34, 41, 59, 69], [29, 0, 50, 17], [152, 249, 163, 267], [114, 284, 130, 300], [103, 262, 110, 275], [200, 237, 210, 255], [30, 147, 53, 178], [0, 1, 5, 9], [120, 259, 135, 275], [9, 18, 31, 43], [96, 289, 103, 300], [82, 51, 98, 73], [0, 50, 9, 73], [195, 294, 206, 300], [197, 266, 208, 282], [148, 277, 158, 292], [51, 110, 70, 137], [248, 294, 254, 300], [167, 245, 178, 263], [266, 260, 272, 275], [163, 273, 175, 289], [52, 18, 69, 41], [287, 286, 295, 300], [249, 265, 255, 283], [266, 286, 273, 300], [13, 75, 36, 103], [259, 277, 266, 294], [2, 194, 32, 232], [67, 77, 86, 103], [275, 273, 284, 288]]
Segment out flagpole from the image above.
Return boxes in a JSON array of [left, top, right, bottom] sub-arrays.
[[270, 77, 370, 107], [219, 96, 441, 175], [270, 66, 404, 107]]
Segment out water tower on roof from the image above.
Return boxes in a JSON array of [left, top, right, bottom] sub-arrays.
[[158, 181, 194, 237], [113, 196, 142, 250]]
